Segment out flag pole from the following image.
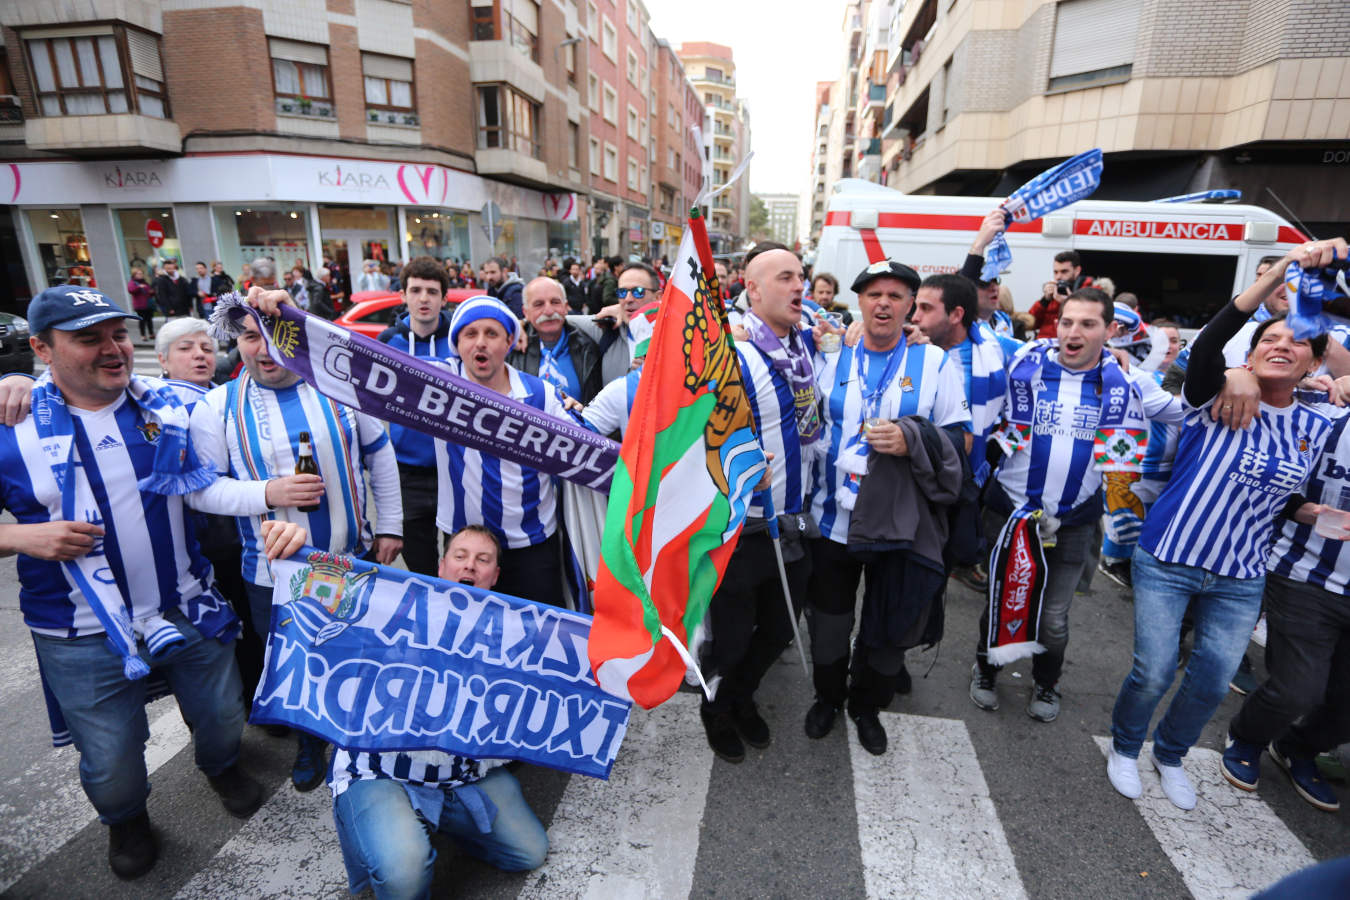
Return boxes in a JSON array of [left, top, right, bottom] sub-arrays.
[[756, 488, 810, 678]]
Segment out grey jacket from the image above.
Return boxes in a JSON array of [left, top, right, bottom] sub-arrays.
[[847, 416, 965, 568], [565, 314, 632, 385]]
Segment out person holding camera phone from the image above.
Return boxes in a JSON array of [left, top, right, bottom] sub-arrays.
[[1029, 250, 1093, 339]]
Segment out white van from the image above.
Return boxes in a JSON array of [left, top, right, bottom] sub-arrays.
[[814, 179, 1308, 328]]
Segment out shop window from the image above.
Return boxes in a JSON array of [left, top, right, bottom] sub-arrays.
[[406, 209, 471, 265], [26, 209, 94, 288], [477, 84, 541, 159], [363, 53, 417, 127], [115, 208, 180, 282], [213, 206, 313, 290], [23, 25, 168, 118], [270, 39, 333, 120]]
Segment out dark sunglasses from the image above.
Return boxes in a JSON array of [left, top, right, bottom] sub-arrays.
[[615, 287, 648, 300]]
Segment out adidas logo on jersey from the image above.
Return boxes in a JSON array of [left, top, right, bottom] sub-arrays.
[[94, 434, 122, 451]]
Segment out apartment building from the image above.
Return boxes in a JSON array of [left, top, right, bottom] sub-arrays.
[[756, 192, 799, 248], [804, 0, 1350, 248], [650, 38, 703, 261], [678, 41, 751, 254], [799, 80, 835, 248], [0, 0, 599, 308], [582, 0, 654, 260]]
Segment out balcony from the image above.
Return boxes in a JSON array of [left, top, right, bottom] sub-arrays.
[[469, 39, 548, 104], [25, 113, 181, 154], [866, 82, 885, 108], [861, 137, 881, 156]]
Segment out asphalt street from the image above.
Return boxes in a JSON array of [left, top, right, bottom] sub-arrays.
[[1, 538, 1345, 900]]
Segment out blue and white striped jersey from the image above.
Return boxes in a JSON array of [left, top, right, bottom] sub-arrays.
[[4, 385, 269, 636], [809, 341, 969, 543], [435, 363, 572, 549], [581, 369, 642, 438], [1269, 415, 1350, 593], [995, 349, 1183, 521], [951, 323, 1017, 484], [1141, 398, 1338, 579], [191, 374, 402, 587], [740, 344, 815, 519]]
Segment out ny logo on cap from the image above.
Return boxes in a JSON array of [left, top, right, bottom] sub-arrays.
[[68, 289, 109, 307]]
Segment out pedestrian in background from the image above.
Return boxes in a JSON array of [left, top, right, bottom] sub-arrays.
[[127, 267, 154, 341]]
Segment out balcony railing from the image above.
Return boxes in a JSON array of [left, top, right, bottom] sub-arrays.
[[868, 82, 886, 103], [861, 137, 880, 156]]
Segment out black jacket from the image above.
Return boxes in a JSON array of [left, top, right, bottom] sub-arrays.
[[210, 272, 235, 296], [587, 272, 616, 315], [508, 323, 603, 403], [154, 272, 194, 315], [562, 276, 589, 313]]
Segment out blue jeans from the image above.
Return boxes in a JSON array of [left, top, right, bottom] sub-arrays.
[[332, 768, 548, 900], [1110, 548, 1264, 765], [31, 607, 245, 825]]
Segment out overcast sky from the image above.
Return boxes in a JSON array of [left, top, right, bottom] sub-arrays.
[[642, 0, 847, 198]]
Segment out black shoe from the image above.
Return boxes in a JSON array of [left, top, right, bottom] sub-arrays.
[[700, 707, 745, 763], [1098, 559, 1133, 589], [804, 700, 839, 739], [108, 811, 158, 880], [291, 733, 329, 792], [207, 764, 265, 818], [732, 701, 771, 749], [850, 707, 887, 756]]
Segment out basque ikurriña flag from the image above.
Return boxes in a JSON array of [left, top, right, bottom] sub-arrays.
[[588, 210, 768, 709]]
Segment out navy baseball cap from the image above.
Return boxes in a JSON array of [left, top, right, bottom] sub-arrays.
[[851, 259, 921, 294], [27, 285, 139, 333]]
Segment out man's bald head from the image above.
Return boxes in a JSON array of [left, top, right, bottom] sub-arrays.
[[523, 276, 568, 341], [745, 249, 805, 337]]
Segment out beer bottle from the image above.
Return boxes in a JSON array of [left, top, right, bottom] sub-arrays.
[[295, 430, 321, 513]]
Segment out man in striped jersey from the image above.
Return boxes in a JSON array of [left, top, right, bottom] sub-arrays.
[[699, 245, 820, 764], [970, 288, 1183, 722], [330, 525, 548, 898], [191, 312, 404, 794], [434, 296, 577, 606], [804, 262, 970, 754], [1, 286, 309, 879]]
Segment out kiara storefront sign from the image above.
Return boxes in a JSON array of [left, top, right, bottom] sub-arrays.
[[102, 165, 164, 189], [315, 163, 392, 192]]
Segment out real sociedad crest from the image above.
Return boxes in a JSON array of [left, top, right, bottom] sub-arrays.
[[282, 551, 377, 646]]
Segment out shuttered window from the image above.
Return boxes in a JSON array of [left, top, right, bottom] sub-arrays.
[[1049, 0, 1141, 86]]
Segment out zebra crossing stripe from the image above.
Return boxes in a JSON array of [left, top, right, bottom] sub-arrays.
[[0, 699, 190, 893], [173, 773, 347, 899], [851, 713, 1028, 900], [1091, 738, 1316, 900], [516, 692, 714, 900]]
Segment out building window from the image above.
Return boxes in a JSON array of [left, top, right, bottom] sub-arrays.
[[1048, 0, 1140, 91], [588, 1, 599, 41], [627, 157, 639, 190], [587, 73, 599, 111], [563, 40, 577, 85], [270, 39, 333, 119], [589, 136, 601, 175], [23, 25, 168, 118], [603, 143, 618, 182], [625, 1, 638, 33], [471, 0, 495, 40], [705, 66, 723, 82], [626, 49, 639, 86], [627, 104, 639, 140], [602, 83, 617, 123], [940, 57, 952, 126], [363, 54, 417, 126], [477, 83, 541, 159], [568, 121, 580, 170], [601, 18, 617, 61], [502, 0, 540, 63], [667, 147, 675, 168]]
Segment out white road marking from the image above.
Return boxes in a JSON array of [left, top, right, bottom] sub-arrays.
[[1092, 738, 1316, 900], [851, 712, 1028, 900], [517, 692, 714, 900], [173, 775, 348, 900], [0, 698, 190, 893]]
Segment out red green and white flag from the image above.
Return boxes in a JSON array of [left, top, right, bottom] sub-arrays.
[[588, 212, 767, 709]]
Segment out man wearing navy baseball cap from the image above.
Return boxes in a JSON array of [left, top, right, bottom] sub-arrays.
[[1, 283, 308, 879]]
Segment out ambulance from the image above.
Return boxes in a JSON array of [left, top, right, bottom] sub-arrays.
[[814, 178, 1308, 326]]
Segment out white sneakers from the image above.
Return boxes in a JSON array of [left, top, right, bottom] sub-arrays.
[[1152, 752, 1197, 810], [1106, 748, 1198, 810], [1107, 747, 1142, 799]]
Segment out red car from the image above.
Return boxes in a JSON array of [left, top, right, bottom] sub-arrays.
[[334, 288, 480, 340]]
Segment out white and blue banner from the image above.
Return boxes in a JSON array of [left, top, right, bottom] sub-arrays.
[[252, 549, 632, 779], [983, 148, 1104, 282]]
